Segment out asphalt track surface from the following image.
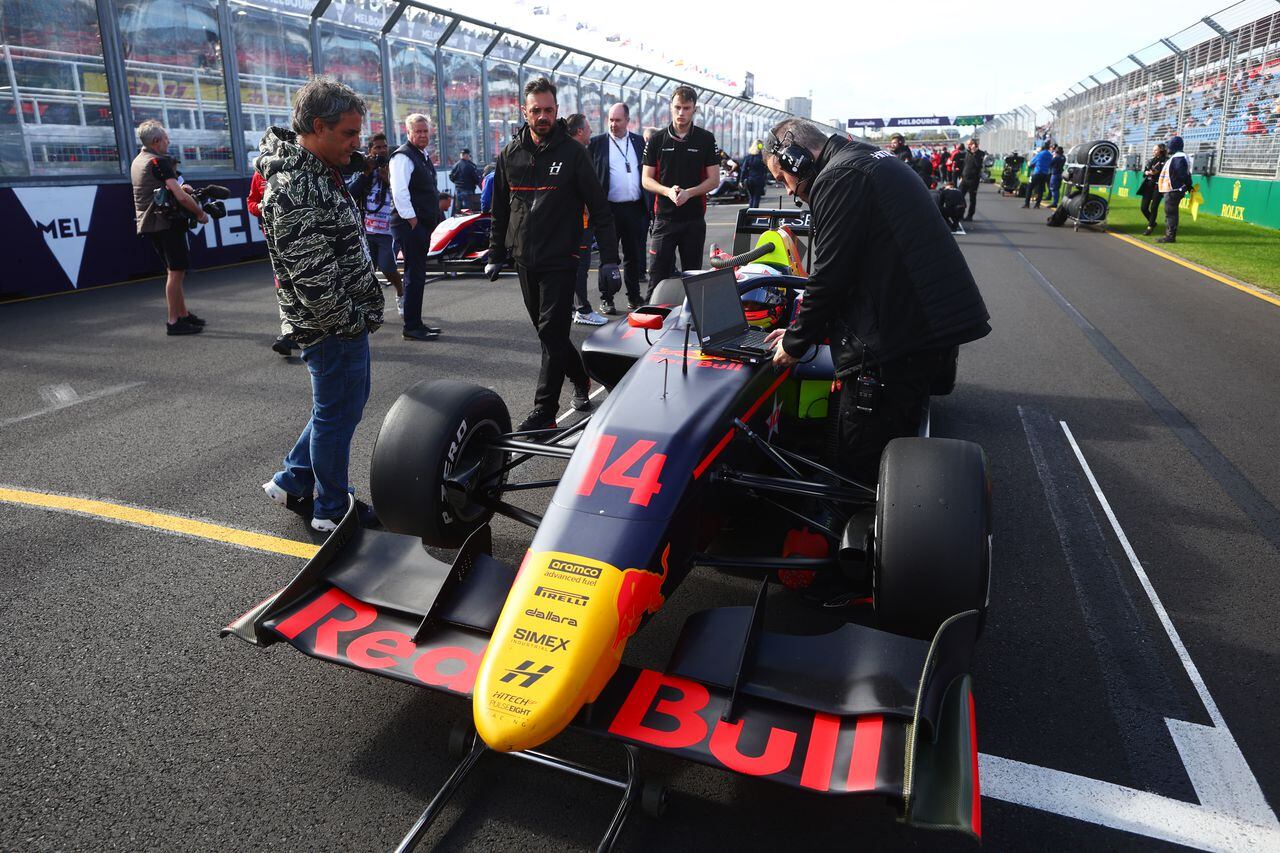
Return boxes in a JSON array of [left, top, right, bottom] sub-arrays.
[[2, 188, 1279, 853]]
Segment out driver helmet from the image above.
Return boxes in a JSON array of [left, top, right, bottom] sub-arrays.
[[740, 283, 786, 329]]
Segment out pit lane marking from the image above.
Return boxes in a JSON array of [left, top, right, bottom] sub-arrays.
[[0, 485, 318, 559], [555, 384, 607, 423], [1107, 232, 1280, 309], [0, 382, 144, 429]]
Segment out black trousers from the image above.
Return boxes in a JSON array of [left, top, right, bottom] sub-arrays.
[[574, 227, 593, 314], [518, 264, 589, 409], [833, 348, 951, 485], [391, 219, 430, 331], [1164, 190, 1185, 239], [960, 180, 978, 219], [1024, 174, 1048, 207], [647, 216, 706, 297], [1141, 190, 1164, 227], [608, 200, 648, 305], [746, 183, 765, 210]]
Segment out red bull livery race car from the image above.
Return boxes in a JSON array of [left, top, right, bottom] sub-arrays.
[[224, 209, 991, 851]]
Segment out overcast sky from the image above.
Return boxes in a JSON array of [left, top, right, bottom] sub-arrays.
[[437, 0, 1229, 123]]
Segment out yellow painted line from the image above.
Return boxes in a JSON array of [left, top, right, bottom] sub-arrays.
[[0, 486, 317, 559], [1107, 231, 1280, 309]]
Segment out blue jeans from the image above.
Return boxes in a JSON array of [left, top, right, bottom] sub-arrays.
[[1049, 173, 1062, 206], [273, 332, 372, 520]]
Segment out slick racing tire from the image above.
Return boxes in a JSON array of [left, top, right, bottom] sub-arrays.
[[873, 438, 991, 640], [648, 276, 687, 307], [371, 379, 510, 546]]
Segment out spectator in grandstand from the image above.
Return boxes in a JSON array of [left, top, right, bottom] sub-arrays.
[[258, 76, 383, 533], [486, 77, 621, 432], [1138, 142, 1168, 235], [739, 141, 769, 209], [887, 133, 913, 164], [449, 147, 482, 210], [1157, 135, 1192, 243], [960, 137, 985, 221], [349, 132, 404, 316], [390, 113, 443, 340], [761, 118, 989, 486], [588, 102, 650, 314], [1023, 142, 1053, 209], [568, 113, 608, 326], [1047, 144, 1066, 208], [1244, 107, 1267, 135], [936, 181, 967, 232], [130, 119, 208, 336], [642, 85, 721, 296]]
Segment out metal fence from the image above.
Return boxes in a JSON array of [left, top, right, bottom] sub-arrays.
[[0, 0, 826, 183], [977, 107, 1039, 159], [1048, 0, 1280, 178]]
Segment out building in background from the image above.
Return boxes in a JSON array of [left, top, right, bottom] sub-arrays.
[[785, 96, 812, 119]]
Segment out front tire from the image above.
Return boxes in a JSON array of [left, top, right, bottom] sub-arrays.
[[873, 438, 991, 640], [370, 379, 510, 546]]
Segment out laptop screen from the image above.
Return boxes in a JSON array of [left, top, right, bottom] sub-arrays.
[[683, 268, 747, 344]]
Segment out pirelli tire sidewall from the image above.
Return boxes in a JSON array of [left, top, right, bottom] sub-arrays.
[[371, 379, 510, 546], [873, 437, 992, 640]]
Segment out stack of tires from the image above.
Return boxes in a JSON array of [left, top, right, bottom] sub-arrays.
[[1065, 140, 1119, 186]]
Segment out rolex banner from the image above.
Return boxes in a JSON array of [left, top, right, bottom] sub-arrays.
[[0, 178, 267, 299]]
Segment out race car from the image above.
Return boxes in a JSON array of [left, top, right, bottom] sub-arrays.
[[224, 208, 990, 850]]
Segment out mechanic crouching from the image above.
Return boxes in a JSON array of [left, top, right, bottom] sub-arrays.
[[486, 77, 622, 432], [763, 119, 991, 485]]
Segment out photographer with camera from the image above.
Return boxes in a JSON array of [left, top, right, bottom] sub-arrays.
[[348, 132, 405, 316], [130, 119, 208, 336]]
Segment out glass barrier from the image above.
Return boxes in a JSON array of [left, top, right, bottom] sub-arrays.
[[232, 5, 310, 157], [388, 39, 437, 160], [485, 57, 518, 163], [440, 48, 480, 167], [319, 22, 384, 137]]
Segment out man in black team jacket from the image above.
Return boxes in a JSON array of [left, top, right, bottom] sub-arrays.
[[486, 77, 622, 431], [763, 119, 990, 484]]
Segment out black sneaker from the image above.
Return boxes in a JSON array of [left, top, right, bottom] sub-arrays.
[[167, 317, 202, 336], [403, 327, 440, 341], [600, 299, 617, 316], [354, 499, 381, 529], [271, 335, 294, 356], [627, 302, 640, 312], [571, 380, 593, 412], [1157, 236, 1175, 244], [182, 312, 206, 327], [517, 406, 557, 432]]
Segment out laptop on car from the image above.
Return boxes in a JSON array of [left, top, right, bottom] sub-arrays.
[[683, 268, 775, 361]]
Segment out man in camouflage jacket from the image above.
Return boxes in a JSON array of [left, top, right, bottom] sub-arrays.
[[258, 77, 384, 533]]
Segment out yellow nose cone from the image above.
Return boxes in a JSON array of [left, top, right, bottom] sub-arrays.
[[472, 551, 666, 752]]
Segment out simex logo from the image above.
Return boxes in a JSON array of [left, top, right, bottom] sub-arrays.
[[534, 586, 589, 606], [513, 628, 570, 652], [548, 559, 601, 579], [499, 659, 553, 688], [13, 186, 98, 288]]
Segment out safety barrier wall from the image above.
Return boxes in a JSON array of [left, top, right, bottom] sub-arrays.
[[1048, 0, 1280, 181], [1, 0, 826, 298]]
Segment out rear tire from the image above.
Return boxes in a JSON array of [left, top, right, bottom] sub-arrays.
[[370, 379, 510, 546], [873, 438, 991, 640]]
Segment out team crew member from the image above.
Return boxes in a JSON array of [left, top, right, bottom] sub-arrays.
[[959, 137, 985, 221], [763, 119, 990, 484], [642, 85, 720, 296], [1158, 135, 1191, 244], [567, 113, 607, 325], [486, 77, 622, 432], [936, 181, 967, 231], [390, 113, 443, 340], [1023, 142, 1053, 209], [130, 119, 208, 336], [588, 102, 650, 314]]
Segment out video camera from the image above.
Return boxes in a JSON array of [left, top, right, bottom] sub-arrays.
[[153, 183, 230, 230]]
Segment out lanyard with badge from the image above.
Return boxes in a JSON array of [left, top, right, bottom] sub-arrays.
[[611, 137, 632, 173]]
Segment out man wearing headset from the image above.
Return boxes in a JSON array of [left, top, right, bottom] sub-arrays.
[[762, 119, 990, 484]]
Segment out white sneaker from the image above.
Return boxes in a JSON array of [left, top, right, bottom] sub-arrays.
[[263, 480, 288, 506], [396, 295, 405, 316], [573, 310, 608, 326], [310, 516, 339, 533]]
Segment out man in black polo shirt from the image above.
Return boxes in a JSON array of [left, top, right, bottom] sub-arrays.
[[642, 85, 720, 298]]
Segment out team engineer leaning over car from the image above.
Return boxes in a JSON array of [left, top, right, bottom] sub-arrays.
[[763, 118, 991, 484]]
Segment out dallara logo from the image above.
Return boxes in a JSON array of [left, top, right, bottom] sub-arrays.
[[1232, 180, 1241, 203]]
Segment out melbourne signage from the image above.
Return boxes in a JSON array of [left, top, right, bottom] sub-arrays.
[[847, 118, 885, 129], [1, 178, 266, 299], [886, 116, 951, 127]]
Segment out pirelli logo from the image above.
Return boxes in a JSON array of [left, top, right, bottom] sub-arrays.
[[533, 586, 589, 607]]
